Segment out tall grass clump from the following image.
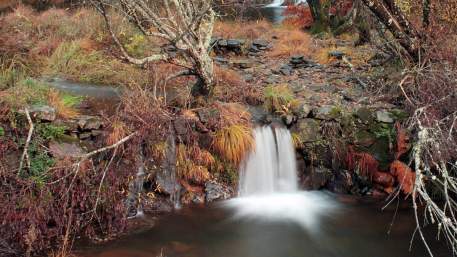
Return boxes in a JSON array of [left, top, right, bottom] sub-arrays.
[[263, 84, 294, 113]]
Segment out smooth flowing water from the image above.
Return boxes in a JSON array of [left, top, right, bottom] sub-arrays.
[[77, 126, 449, 257]]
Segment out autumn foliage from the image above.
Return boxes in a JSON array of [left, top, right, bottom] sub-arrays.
[[283, 5, 314, 29]]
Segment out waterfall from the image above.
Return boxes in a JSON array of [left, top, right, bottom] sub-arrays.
[[225, 125, 337, 231], [266, 0, 285, 7], [265, 0, 307, 8], [239, 126, 297, 196]]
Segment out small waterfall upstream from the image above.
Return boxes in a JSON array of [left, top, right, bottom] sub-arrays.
[[265, 0, 307, 7], [225, 126, 336, 231]]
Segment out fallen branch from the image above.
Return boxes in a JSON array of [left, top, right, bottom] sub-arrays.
[[18, 108, 34, 176]]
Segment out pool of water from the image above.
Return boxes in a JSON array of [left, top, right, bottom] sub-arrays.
[[76, 193, 449, 257]]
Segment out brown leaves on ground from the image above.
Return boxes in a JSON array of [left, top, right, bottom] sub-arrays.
[[390, 160, 415, 196]]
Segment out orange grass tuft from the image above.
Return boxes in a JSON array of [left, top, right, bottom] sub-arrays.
[[212, 124, 254, 166], [47, 89, 79, 119], [390, 160, 415, 196]]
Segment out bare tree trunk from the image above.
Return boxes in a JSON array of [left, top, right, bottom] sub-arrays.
[[361, 0, 421, 61], [92, 0, 216, 97]]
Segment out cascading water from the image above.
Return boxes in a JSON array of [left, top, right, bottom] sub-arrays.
[[266, 0, 285, 7], [238, 126, 297, 196], [265, 0, 307, 8], [225, 126, 337, 231]]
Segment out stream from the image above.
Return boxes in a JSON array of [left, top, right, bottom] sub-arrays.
[[76, 195, 448, 257], [76, 127, 449, 257]]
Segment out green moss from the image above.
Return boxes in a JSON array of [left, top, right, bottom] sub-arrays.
[[125, 34, 147, 57], [0, 126, 4, 137], [37, 123, 67, 141]]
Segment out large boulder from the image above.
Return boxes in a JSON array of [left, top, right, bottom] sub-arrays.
[[49, 141, 85, 159]]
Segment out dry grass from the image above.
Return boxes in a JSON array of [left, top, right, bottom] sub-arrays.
[[212, 124, 254, 166], [214, 19, 273, 40], [47, 89, 79, 119], [177, 144, 211, 184], [213, 65, 262, 103], [267, 29, 314, 58], [263, 84, 294, 113]]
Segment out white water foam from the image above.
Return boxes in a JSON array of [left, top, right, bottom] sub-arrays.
[[225, 126, 337, 231]]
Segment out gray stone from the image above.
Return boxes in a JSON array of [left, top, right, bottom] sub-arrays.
[[282, 114, 295, 126], [197, 108, 220, 124], [205, 181, 231, 202], [49, 141, 85, 158], [253, 39, 269, 48], [232, 59, 254, 69], [328, 50, 345, 59], [76, 115, 103, 130], [376, 110, 394, 123], [279, 64, 293, 76], [291, 118, 321, 143], [28, 105, 56, 122], [303, 166, 333, 190], [79, 132, 92, 140], [313, 105, 341, 120], [214, 56, 229, 64], [291, 102, 311, 119]]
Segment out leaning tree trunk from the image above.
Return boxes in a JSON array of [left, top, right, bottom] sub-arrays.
[[361, 0, 421, 61]]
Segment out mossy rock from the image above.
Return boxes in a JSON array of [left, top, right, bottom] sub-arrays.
[[313, 105, 342, 120], [292, 118, 321, 143], [354, 130, 376, 147], [355, 107, 374, 124]]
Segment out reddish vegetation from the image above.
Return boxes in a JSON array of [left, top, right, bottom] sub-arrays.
[[390, 160, 415, 195], [328, 0, 353, 17], [346, 146, 379, 180], [394, 122, 410, 160], [283, 5, 314, 29], [372, 171, 394, 187]]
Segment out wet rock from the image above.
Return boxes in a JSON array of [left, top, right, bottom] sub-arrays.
[[76, 115, 103, 130], [303, 166, 333, 190], [328, 50, 345, 59], [226, 39, 245, 48], [291, 118, 321, 143], [49, 141, 85, 158], [376, 110, 394, 123], [327, 170, 353, 194], [91, 130, 103, 137], [28, 105, 56, 122], [205, 181, 231, 202], [312, 105, 341, 120]]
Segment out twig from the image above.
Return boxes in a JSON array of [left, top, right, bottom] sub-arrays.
[[18, 108, 34, 176]]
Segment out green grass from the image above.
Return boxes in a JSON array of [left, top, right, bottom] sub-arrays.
[[37, 123, 67, 141], [263, 84, 294, 113], [2, 78, 49, 109]]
